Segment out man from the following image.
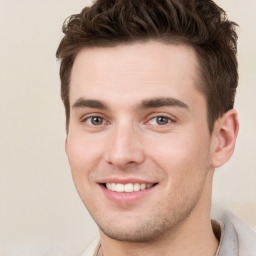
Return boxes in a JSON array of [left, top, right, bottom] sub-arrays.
[[56, 0, 256, 255]]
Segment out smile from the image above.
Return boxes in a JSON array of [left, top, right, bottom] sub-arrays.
[[105, 183, 154, 193]]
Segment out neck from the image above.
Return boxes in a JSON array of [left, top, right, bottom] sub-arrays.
[[98, 170, 219, 256]]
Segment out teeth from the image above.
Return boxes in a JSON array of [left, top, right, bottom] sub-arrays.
[[146, 184, 153, 188], [115, 184, 124, 192], [140, 184, 146, 190], [106, 183, 112, 190], [111, 183, 116, 192], [133, 183, 141, 191], [105, 183, 154, 192], [124, 183, 133, 192]]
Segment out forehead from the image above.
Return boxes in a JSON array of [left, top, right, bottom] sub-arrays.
[[69, 41, 204, 107]]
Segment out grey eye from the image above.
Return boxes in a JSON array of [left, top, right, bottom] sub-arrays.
[[156, 116, 170, 125], [148, 116, 171, 125], [87, 116, 104, 125]]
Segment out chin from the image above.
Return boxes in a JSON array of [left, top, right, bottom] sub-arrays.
[[99, 224, 165, 242], [96, 209, 190, 243]]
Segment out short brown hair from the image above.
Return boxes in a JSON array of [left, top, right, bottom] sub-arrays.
[[56, 0, 238, 132]]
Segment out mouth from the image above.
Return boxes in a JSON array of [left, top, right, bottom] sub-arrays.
[[102, 182, 158, 193], [99, 181, 158, 203]]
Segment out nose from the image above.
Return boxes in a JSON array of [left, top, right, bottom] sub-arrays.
[[104, 123, 145, 169]]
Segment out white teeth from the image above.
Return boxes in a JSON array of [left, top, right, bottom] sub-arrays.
[[115, 184, 124, 192], [133, 183, 141, 191], [111, 183, 116, 192], [105, 183, 154, 192], [124, 183, 133, 192], [140, 184, 146, 190], [146, 184, 153, 189], [106, 183, 112, 190]]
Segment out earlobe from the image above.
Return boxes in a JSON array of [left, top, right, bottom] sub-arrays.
[[211, 109, 239, 168]]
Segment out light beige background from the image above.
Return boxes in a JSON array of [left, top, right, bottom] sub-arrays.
[[0, 0, 255, 255]]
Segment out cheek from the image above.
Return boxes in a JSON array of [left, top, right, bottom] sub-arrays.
[[66, 134, 105, 180], [145, 132, 211, 180], [66, 134, 106, 206], [147, 134, 210, 208], [147, 133, 203, 162]]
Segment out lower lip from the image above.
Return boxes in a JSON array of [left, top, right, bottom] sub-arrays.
[[100, 185, 156, 204]]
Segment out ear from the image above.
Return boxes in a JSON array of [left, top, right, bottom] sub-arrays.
[[211, 109, 239, 168]]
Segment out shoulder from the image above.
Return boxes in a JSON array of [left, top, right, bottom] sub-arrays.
[[226, 211, 256, 254], [81, 236, 100, 256], [218, 210, 256, 256]]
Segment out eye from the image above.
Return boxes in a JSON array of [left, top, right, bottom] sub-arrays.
[[148, 116, 172, 125], [84, 116, 107, 126]]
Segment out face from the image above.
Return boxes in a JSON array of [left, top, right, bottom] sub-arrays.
[[66, 41, 216, 242]]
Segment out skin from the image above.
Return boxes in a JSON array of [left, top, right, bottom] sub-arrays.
[[65, 41, 239, 256]]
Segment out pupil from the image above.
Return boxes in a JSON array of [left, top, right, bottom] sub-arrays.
[[157, 116, 168, 125], [92, 117, 103, 125]]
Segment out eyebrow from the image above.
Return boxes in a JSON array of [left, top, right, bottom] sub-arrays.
[[71, 97, 189, 111], [137, 97, 189, 111], [72, 98, 108, 110]]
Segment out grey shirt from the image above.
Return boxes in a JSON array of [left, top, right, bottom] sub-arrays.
[[217, 211, 256, 256]]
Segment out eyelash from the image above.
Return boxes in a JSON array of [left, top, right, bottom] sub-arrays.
[[146, 115, 174, 126], [81, 114, 174, 128], [82, 115, 108, 126]]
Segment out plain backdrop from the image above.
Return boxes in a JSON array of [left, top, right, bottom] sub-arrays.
[[0, 0, 255, 255]]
